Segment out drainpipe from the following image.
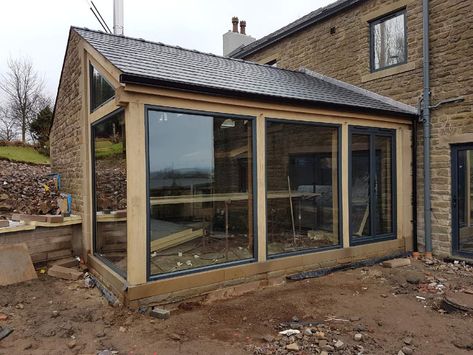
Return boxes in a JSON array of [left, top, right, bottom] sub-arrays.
[[422, 0, 432, 257]]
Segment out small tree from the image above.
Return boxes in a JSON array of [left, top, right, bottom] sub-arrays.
[[0, 57, 44, 143], [0, 106, 18, 141], [30, 105, 53, 152]]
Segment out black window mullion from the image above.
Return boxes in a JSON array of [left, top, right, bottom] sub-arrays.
[[369, 132, 376, 238]]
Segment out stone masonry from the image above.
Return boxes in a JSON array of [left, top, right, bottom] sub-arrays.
[[50, 31, 84, 214], [240, 0, 473, 257]]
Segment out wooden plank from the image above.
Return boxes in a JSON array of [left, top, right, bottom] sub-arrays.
[[150, 191, 319, 205], [150, 229, 203, 252], [0, 243, 37, 286]]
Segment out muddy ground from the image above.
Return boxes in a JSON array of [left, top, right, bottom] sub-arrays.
[[1, 258, 473, 355]]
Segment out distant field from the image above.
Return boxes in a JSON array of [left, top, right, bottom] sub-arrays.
[[95, 139, 124, 159], [0, 146, 49, 164]]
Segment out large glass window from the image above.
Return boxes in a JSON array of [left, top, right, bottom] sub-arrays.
[[266, 120, 340, 257], [147, 109, 255, 277], [370, 10, 407, 71], [350, 127, 395, 244], [90, 64, 115, 112], [92, 110, 127, 276]]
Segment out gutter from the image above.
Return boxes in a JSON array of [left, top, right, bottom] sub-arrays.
[[422, 0, 432, 257]]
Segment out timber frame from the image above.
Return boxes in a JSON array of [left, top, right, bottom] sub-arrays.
[[66, 33, 414, 307]]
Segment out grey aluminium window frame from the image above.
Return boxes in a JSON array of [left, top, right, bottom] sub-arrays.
[[348, 126, 397, 246], [144, 105, 259, 281], [265, 118, 343, 259], [369, 9, 408, 73]]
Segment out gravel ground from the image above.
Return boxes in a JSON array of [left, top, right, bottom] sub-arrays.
[[1, 257, 473, 354]]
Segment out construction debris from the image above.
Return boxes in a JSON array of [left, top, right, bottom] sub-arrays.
[[47, 265, 83, 281], [150, 307, 171, 320], [382, 258, 411, 268], [0, 327, 13, 341], [0, 161, 60, 217], [0, 243, 37, 286]]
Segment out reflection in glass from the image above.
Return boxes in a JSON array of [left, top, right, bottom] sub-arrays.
[[90, 65, 115, 112], [93, 111, 127, 275], [457, 150, 473, 254], [147, 110, 255, 276], [266, 121, 339, 256], [372, 12, 406, 70], [375, 135, 393, 235], [351, 134, 371, 238]]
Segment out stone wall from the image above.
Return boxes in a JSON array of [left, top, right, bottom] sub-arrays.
[[241, 0, 473, 257], [50, 31, 84, 214]]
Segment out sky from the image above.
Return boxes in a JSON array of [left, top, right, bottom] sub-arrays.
[[0, 0, 334, 99]]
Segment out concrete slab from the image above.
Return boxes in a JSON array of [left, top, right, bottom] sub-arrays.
[[0, 243, 37, 286]]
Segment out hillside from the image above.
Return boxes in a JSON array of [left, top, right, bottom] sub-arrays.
[[0, 145, 49, 165]]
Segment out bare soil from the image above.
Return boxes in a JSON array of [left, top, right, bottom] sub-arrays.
[[1, 258, 473, 355]]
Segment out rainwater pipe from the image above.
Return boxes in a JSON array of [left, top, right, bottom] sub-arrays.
[[422, 0, 432, 258]]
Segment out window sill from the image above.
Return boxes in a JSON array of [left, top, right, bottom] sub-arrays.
[[361, 62, 416, 83]]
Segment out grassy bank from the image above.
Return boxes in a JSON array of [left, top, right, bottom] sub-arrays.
[[0, 146, 49, 164]]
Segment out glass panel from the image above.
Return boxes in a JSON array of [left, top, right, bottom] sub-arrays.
[[93, 111, 127, 275], [266, 121, 339, 256], [375, 135, 393, 235], [147, 111, 254, 276], [90, 65, 115, 112], [372, 12, 406, 70], [458, 150, 473, 254], [351, 134, 371, 238]]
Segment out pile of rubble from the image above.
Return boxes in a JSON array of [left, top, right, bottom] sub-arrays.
[[0, 161, 59, 217], [95, 159, 127, 211], [247, 317, 387, 355]]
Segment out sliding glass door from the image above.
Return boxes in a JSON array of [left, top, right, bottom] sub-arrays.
[[452, 144, 473, 258], [349, 127, 396, 245]]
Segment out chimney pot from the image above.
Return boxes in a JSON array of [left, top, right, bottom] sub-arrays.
[[240, 20, 247, 35], [232, 16, 239, 33]]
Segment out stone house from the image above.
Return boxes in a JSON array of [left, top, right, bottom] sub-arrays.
[[229, 0, 473, 260], [50, 26, 416, 305]]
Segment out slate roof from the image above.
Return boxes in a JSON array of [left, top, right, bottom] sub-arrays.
[[73, 27, 416, 117], [228, 0, 363, 58]]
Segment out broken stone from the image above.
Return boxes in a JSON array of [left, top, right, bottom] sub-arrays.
[[383, 258, 411, 268], [119, 326, 126, 333], [51, 310, 60, 318], [303, 328, 312, 336], [354, 333, 363, 341], [286, 343, 299, 351], [403, 337, 413, 345], [169, 333, 181, 341], [0, 313, 8, 321], [402, 346, 413, 355], [262, 335, 274, 343], [334, 340, 345, 349], [67, 340, 77, 349], [149, 307, 170, 320], [406, 272, 424, 284]]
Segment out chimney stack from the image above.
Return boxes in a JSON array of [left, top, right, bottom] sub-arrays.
[[232, 16, 239, 33], [240, 21, 247, 35], [113, 0, 124, 36]]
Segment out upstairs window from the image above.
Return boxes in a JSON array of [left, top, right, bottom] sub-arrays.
[[90, 64, 115, 112], [370, 10, 407, 72]]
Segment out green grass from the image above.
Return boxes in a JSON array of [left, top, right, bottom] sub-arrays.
[[95, 139, 124, 159], [0, 146, 50, 164]]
